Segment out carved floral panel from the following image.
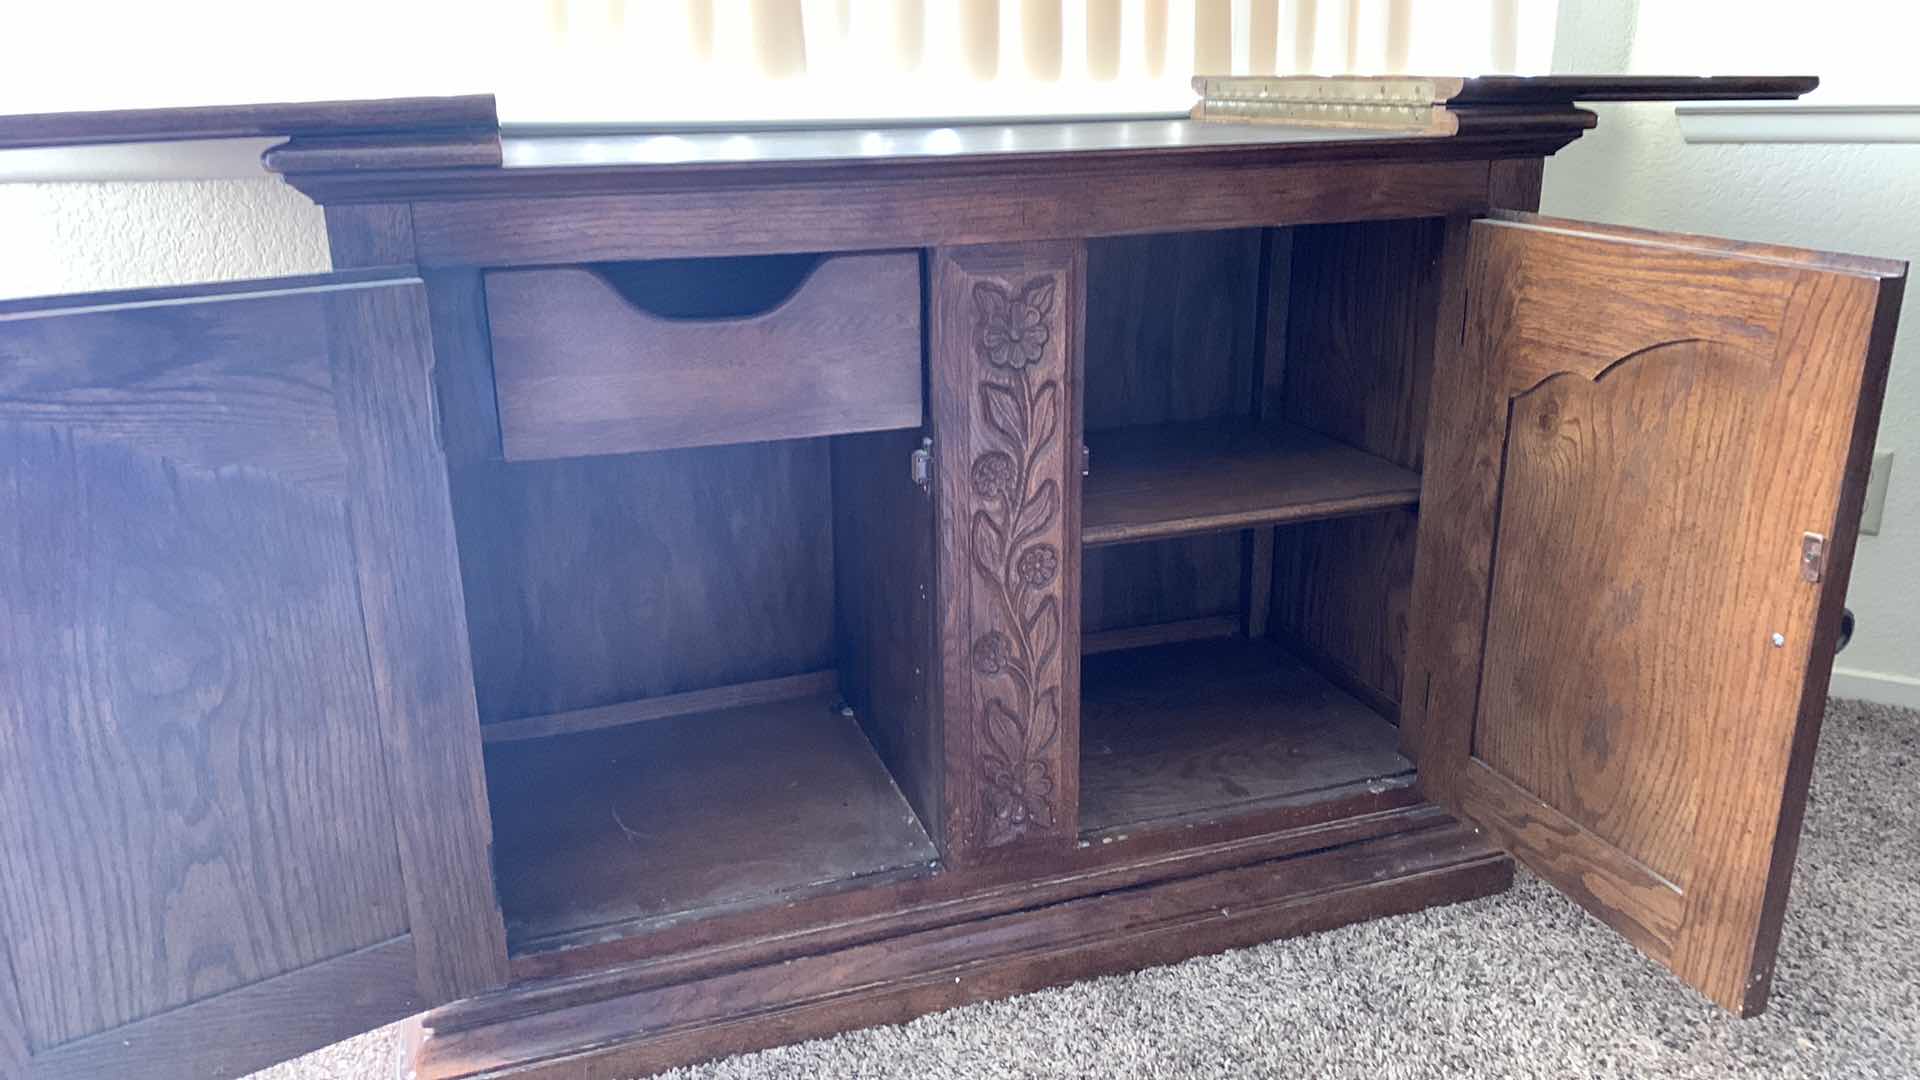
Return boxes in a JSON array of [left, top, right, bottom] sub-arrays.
[[935, 244, 1080, 854]]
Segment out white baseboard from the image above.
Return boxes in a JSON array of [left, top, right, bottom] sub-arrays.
[[1827, 666, 1920, 710]]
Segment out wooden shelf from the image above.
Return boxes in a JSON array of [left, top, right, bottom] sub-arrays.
[[1080, 637, 1414, 833], [484, 688, 937, 954], [1081, 419, 1421, 547]]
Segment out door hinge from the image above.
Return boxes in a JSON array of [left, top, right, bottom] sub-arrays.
[[910, 436, 934, 492], [1801, 532, 1828, 583], [1081, 443, 1091, 477]]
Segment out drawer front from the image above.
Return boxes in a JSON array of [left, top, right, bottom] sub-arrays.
[[485, 252, 923, 460]]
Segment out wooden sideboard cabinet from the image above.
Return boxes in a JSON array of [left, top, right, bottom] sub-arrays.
[[0, 77, 1906, 1080]]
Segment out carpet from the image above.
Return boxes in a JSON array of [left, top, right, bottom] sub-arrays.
[[253, 697, 1920, 1079]]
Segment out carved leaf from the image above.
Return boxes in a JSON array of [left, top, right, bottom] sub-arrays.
[[972, 280, 1011, 326], [1033, 687, 1061, 756], [1016, 480, 1058, 544], [1025, 594, 1060, 673], [1029, 380, 1061, 454], [970, 508, 1006, 574], [979, 380, 1026, 445], [1019, 276, 1058, 319]]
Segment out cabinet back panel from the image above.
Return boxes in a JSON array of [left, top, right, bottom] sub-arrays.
[[1265, 217, 1460, 710], [452, 440, 835, 725], [1082, 534, 1243, 633], [1082, 229, 1268, 636], [1084, 230, 1265, 433]]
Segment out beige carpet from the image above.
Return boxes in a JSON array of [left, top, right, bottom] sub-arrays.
[[254, 698, 1920, 1079]]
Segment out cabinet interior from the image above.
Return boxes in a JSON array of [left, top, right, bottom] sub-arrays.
[[450, 407, 941, 956], [1078, 221, 1445, 835], [449, 221, 1447, 957]]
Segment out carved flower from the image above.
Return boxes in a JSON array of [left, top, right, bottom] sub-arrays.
[[970, 451, 1017, 499], [1016, 543, 1059, 588], [984, 760, 1054, 827], [971, 631, 1015, 675], [973, 278, 1056, 370]]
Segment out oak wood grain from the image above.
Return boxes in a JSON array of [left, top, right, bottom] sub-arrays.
[[485, 253, 921, 460], [483, 690, 937, 954], [1080, 638, 1412, 832], [1082, 419, 1422, 546], [453, 441, 835, 726], [479, 670, 839, 744], [0, 274, 507, 1074], [1409, 213, 1905, 1015], [413, 822, 1506, 1080], [489, 797, 1444, 995], [23, 938, 421, 1080], [408, 159, 1493, 266], [931, 242, 1084, 858], [833, 427, 945, 842]]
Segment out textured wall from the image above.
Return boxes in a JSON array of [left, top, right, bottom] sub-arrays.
[[0, 177, 328, 301], [1546, 0, 1920, 703]]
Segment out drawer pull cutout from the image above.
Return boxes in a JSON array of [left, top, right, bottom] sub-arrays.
[[485, 251, 923, 460]]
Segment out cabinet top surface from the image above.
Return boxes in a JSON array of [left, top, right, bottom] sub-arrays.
[[0, 76, 1815, 206]]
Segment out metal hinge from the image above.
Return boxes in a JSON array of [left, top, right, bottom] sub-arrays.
[[910, 436, 933, 492], [1081, 444, 1091, 477], [1801, 532, 1828, 583]]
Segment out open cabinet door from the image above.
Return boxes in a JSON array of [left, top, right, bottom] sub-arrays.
[[1407, 212, 1904, 1016], [0, 272, 509, 1079]]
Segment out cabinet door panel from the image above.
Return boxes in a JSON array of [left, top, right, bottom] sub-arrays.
[[1407, 213, 1904, 1015], [0, 273, 508, 1079]]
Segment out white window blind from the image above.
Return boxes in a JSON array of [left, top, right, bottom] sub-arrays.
[[4, 1, 1557, 126]]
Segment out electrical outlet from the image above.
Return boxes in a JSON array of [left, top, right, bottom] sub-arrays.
[[1860, 450, 1893, 536]]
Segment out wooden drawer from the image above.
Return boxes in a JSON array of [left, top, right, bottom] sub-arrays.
[[484, 252, 922, 460]]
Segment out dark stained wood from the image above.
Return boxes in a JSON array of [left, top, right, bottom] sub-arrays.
[[484, 690, 937, 955], [1488, 157, 1546, 212], [0, 93, 496, 148], [422, 269, 506, 464], [485, 253, 922, 460], [1450, 74, 1818, 104], [451, 441, 835, 726], [323, 203, 417, 268], [833, 427, 945, 843], [1409, 213, 1904, 1015], [0, 274, 506, 1077], [1081, 229, 1267, 640], [23, 939, 421, 1080], [262, 131, 504, 173], [1081, 533, 1243, 632], [1083, 230, 1264, 431], [488, 795, 1443, 996], [406, 159, 1495, 266], [1080, 637, 1412, 833], [324, 282, 512, 999], [480, 670, 839, 744], [1269, 511, 1420, 714], [1082, 419, 1423, 546], [1082, 614, 1240, 655], [1459, 760, 1683, 963], [1283, 218, 1451, 469], [930, 242, 1085, 859], [1264, 215, 1451, 712], [413, 822, 1508, 1079]]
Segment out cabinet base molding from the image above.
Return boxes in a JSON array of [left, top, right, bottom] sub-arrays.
[[410, 820, 1509, 1080]]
